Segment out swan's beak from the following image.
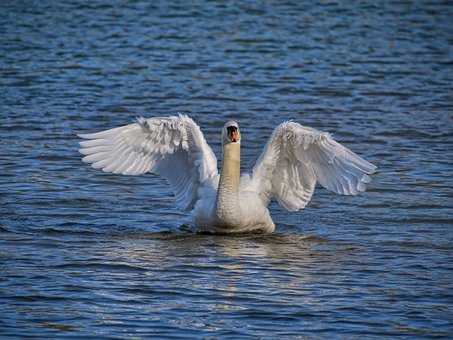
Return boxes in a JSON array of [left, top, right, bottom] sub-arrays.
[[227, 127, 239, 142], [230, 130, 239, 142]]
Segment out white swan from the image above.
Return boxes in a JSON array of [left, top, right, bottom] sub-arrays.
[[79, 115, 376, 233]]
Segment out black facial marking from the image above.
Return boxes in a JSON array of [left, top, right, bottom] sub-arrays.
[[227, 126, 237, 134]]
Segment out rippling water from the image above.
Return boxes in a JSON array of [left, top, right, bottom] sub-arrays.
[[1, 1, 453, 338]]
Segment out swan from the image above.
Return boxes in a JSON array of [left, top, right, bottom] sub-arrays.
[[78, 115, 376, 233]]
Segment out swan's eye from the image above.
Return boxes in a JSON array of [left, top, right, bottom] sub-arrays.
[[226, 126, 239, 142]]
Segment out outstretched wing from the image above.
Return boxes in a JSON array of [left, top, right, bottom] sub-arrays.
[[78, 115, 219, 211], [249, 121, 377, 211]]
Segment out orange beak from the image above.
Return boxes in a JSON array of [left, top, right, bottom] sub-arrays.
[[229, 130, 239, 142]]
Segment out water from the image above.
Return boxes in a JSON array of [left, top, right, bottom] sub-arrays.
[[1, 0, 452, 338]]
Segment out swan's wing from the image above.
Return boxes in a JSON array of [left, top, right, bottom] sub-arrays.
[[78, 115, 219, 211], [250, 121, 377, 211]]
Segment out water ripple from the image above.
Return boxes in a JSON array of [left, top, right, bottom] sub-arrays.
[[1, 0, 452, 338]]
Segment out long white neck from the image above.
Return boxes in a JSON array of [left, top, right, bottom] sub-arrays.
[[215, 142, 241, 225]]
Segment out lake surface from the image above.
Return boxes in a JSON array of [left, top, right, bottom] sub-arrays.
[[1, 0, 452, 338]]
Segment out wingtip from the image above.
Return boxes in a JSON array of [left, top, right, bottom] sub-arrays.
[[81, 154, 93, 163], [78, 132, 94, 139], [368, 163, 378, 175]]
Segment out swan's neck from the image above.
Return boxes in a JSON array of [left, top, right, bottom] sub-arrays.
[[215, 142, 240, 225]]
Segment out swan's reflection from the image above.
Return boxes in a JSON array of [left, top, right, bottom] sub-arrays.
[[103, 227, 352, 315]]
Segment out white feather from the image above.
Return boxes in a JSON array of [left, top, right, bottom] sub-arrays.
[[78, 115, 219, 211], [249, 121, 377, 211]]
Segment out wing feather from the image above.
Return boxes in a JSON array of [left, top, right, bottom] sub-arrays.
[[78, 115, 219, 210], [250, 121, 376, 211]]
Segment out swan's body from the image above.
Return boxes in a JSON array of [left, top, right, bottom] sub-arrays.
[[79, 115, 376, 233]]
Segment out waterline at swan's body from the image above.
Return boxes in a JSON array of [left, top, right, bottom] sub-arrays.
[[194, 182, 276, 234]]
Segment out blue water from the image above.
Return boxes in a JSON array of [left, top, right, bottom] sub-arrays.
[[1, 1, 453, 338]]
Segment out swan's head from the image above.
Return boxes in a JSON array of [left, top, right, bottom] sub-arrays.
[[222, 120, 241, 145]]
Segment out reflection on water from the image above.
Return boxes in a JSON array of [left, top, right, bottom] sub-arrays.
[[1, 0, 453, 337]]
